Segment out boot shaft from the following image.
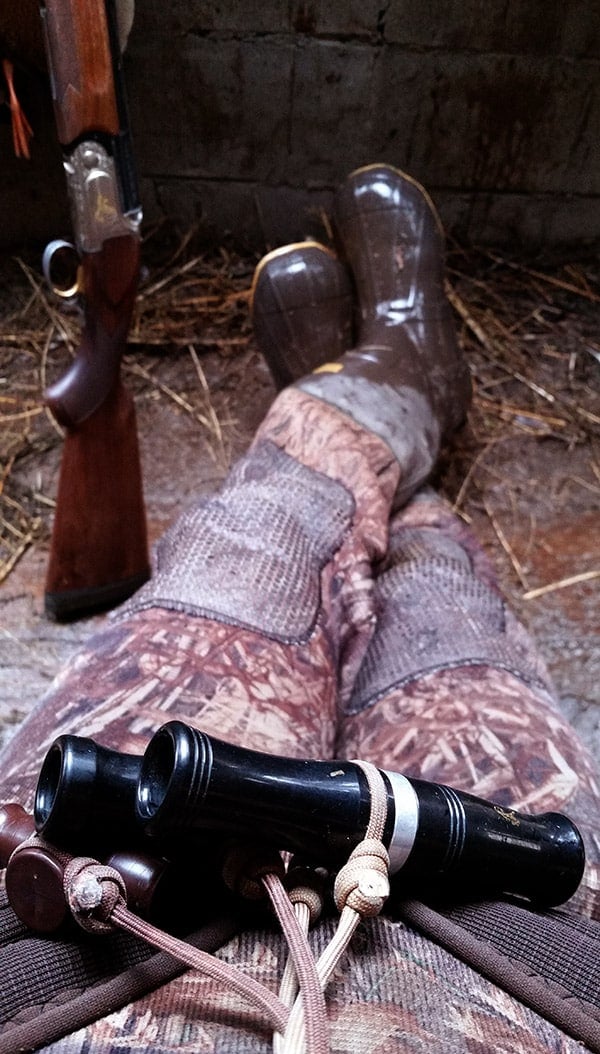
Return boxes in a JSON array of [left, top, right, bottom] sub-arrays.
[[333, 164, 448, 345]]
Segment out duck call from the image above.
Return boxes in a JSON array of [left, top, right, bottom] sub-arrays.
[[135, 720, 585, 907], [34, 734, 143, 851]]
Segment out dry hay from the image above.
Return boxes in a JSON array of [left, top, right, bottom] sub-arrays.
[[440, 248, 600, 602], [1, 238, 599, 602]]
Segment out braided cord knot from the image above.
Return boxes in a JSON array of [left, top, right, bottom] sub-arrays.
[[333, 838, 390, 917], [287, 882, 324, 927], [285, 862, 327, 926], [64, 857, 127, 934]]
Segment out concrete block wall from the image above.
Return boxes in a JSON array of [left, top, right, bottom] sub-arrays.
[[2, 0, 599, 251]]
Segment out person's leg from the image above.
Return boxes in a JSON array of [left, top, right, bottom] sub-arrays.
[[0, 259, 398, 1052], [247, 169, 600, 1053], [337, 488, 600, 919], [330, 490, 600, 1054], [0, 388, 401, 810]]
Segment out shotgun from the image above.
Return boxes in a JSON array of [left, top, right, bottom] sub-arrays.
[[40, 0, 150, 620]]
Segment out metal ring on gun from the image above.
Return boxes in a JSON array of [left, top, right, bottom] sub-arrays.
[[42, 239, 82, 301]]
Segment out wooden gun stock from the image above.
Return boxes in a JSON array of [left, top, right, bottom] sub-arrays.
[[44, 237, 149, 620], [41, 0, 149, 619], [45, 234, 139, 428]]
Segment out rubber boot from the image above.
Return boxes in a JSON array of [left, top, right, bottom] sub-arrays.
[[251, 241, 353, 389], [296, 164, 472, 506]]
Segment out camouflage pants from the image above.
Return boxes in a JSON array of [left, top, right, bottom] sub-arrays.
[[1, 388, 599, 1052]]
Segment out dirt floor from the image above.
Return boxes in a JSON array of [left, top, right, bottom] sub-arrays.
[[1, 240, 599, 773]]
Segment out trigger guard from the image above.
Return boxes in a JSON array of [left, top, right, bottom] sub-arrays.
[[42, 240, 81, 301]]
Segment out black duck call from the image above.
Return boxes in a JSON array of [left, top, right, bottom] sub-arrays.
[[135, 720, 585, 907], [34, 734, 143, 851], [33, 722, 585, 907]]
